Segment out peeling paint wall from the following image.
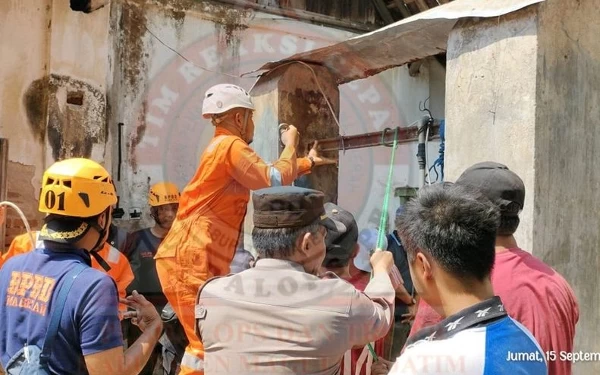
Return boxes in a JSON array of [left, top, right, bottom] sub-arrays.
[[0, 1, 51, 248], [0, 0, 112, 248]]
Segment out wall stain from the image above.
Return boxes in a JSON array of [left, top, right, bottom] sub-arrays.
[[118, 1, 148, 96], [23, 74, 106, 161], [128, 100, 148, 171]]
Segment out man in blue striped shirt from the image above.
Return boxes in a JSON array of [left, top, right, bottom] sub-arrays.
[[386, 182, 547, 375]]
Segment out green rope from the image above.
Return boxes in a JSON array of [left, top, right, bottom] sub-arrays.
[[367, 127, 399, 361]]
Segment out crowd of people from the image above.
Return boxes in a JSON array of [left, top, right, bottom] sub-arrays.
[[0, 83, 579, 375]]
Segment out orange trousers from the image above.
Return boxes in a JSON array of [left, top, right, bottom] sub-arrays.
[[156, 256, 206, 375]]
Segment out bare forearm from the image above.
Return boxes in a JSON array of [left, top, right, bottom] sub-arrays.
[[123, 324, 162, 374], [395, 284, 414, 305]]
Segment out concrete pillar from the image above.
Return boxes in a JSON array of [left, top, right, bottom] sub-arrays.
[[241, 63, 340, 255], [251, 63, 340, 201], [445, 1, 599, 371], [445, 8, 539, 251], [533, 1, 600, 370]]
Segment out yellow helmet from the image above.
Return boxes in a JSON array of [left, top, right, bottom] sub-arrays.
[[38, 158, 117, 218], [149, 182, 180, 207]]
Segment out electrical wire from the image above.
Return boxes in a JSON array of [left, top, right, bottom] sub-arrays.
[[143, 24, 344, 135], [425, 125, 432, 185], [1, 201, 35, 249], [247, 60, 345, 135], [143, 23, 249, 80]]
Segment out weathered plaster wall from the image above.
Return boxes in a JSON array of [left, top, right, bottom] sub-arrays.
[[0, 1, 52, 246], [44, 0, 111, 163], [0, 0, 112, 248], [534, 0, 600, 371], [445, 9, 538, 251]]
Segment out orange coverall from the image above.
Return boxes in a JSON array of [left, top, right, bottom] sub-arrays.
[[1, 231, 134, 314], [155, 127, 312, 375]]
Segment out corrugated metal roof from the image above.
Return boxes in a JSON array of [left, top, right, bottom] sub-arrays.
[[255, 0, 545, 84]]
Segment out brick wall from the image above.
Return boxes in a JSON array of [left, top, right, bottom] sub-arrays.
[[2, 161, 44, 252]]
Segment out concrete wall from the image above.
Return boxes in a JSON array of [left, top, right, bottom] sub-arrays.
[[534, 0, 600, 371], [445, 9, 538, 251], [0, 0, 112, 246], [0, 1, 51, 242]]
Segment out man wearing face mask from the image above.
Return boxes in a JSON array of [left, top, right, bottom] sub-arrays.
[[195, 186, 396, 375], [155, 84, 335, 375]]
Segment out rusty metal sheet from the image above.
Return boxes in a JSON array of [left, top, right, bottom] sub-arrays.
[[254, 0, 545, 84]]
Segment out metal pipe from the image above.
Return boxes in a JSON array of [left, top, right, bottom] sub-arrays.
[[0, 138, 8, 252], [117, 122, 123, 181], [417, 116, 429, 188], [311, 120, 440, 153]]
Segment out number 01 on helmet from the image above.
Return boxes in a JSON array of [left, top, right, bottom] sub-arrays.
[[38, 158, 118, 218]]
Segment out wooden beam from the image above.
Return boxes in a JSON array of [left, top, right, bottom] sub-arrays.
[[414, 0, 430, 11], [438, 0, 449, 4], [369, 0, 395, 24], [404, 0, 429, 12], [392, 0, 412, 18], [214, 0, 376, 32]]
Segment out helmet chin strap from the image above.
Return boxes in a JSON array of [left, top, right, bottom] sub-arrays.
[[86, 210, 111, 272]]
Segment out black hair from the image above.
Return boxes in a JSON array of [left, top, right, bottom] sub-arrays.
[[252, 221, 321, 259], [396, 182, 500, 282], [498, 215, 520, 236]]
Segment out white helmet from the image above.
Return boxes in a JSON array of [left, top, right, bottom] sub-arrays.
[[202, 84, 255, 119]]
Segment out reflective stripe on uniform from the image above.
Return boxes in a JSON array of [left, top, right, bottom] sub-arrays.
[[107, 245, 120, 264], [181, 352, 205, 371], [34, 232, 43, 248], [269, 166, 283, 186]]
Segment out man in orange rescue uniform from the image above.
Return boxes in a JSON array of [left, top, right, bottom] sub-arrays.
[[155, 83, 335, 374]]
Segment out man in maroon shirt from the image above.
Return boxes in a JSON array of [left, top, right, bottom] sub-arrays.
[[409, 162, 579, 375]]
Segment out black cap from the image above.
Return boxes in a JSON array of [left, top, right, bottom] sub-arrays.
[[323, 203, 359, 265], [253, 186, 346, 232], [456, 162, 525, 215]]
